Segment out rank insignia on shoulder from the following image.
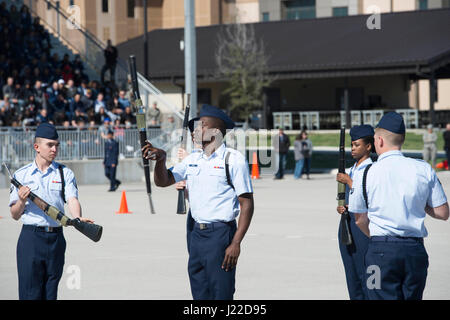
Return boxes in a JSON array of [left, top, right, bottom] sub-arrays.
[[350, 188, 354, 194], [188, 164, 198, 167]]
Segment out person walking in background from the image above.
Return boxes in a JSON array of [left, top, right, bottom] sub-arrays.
[[274, 128, 290, 180], [104, 129, 121, 192], [300, 131, 313, 179], [443, 123, 450, 170], [293, 134, 305, 179], [423, 124, 437, 168], [101, 40, 118, 85], [148, 102, 161, 127]]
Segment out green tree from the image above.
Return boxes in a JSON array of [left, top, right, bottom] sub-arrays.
[[215, 23, 272, 121]]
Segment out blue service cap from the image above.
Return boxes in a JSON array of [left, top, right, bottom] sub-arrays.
[[376, 112, 405, 134], [199, 104, 235, 130], [35, 122, 59, 140], [188, 117, 200, 133], [350, 124, 374, 141]]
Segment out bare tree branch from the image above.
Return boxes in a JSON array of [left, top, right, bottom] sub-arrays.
[[215, 23, 272, 120]]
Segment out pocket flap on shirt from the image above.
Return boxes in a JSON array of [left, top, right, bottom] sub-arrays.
[[24, 182, 39, 191], [208, 167, 226, 176], [49, 182, 62, 191], [186, 166, 200, 176]]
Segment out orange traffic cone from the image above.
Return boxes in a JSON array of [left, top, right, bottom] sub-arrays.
[[251, 152, 260, 179], [436, 162, 444, 169], [116, 191, 132, 214]]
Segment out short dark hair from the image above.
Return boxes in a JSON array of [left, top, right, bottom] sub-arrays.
[[362, 135, 375, 153]]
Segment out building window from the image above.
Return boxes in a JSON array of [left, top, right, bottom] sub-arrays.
[[418, 0, 428, 10], [102, 0, 108, 13], [332, 6, 348, 17], [443, 0, 450, 7], [284, 0, 316, 20], [70, 0, 74, 6], [262, 12, 270, 22], [127, 0, 135, 18]]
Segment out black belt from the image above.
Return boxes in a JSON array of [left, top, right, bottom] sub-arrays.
[[195, 220, 236, 230], [23, 225, 63, 233], [371, 235, 423, 243]]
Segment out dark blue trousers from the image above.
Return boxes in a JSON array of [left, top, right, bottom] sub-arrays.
[[17, 225, 66, 300], [338, 212, 370, 300], [186, 209, 195, 254], [275, 153, 287, 178], [104, 165, 117, 190], [365, 236, 428, 300], [188, 221, 237, 300]]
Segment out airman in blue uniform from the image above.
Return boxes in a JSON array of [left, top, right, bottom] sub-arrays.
[[142, 105, 254, 300], [349, 112, 449, 300], [336, 125, 374, 300], [104, 129, 120, 191], [9, 123, 94, 300]]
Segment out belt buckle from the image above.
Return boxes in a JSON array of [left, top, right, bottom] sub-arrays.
[[199, 223, 207, 230], [45, 226, 54, 232]]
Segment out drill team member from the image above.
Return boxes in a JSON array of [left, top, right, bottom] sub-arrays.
[[143, 105, 254, 300], [349, 112, 449, 300], [336, 125, 374, 300], [9, 123, 94, 300]]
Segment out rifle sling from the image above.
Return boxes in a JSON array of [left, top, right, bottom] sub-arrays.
[[362, 164, 372, 209]]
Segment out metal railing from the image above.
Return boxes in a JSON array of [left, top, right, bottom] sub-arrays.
[[0, 127, 174, 164]]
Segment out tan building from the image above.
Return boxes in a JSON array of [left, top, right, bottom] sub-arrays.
[[32, 0, 259, 46], [118, 8, 450, 128]]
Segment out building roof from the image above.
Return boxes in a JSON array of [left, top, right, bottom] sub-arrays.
[[117, 8, 450, 82]]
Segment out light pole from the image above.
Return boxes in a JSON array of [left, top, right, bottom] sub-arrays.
[[143, 0, 149, 79], [184, 0, 197, 117]]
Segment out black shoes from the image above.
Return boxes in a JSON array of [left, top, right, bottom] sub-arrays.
[[108, 180, 121, 192]]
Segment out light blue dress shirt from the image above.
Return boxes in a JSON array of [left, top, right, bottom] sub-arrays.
[[170, 143, 253, 224], [345, 157, 373, 206], [349, 150, 447, 237], [9, 161, 79, 227]]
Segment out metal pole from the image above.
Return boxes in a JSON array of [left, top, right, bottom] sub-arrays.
[[184, 0, 197, 117], [56, 1, 60, 39], [143, 0, 149, 79], [344, 78, 350, 129], [429, 72, 437, 126]]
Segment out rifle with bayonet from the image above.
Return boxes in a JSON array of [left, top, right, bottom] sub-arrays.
[[3, 163, 103, 242], [128, 55, 156, 214], [176, 94, 191, 215], [337, 128, 353, 246]]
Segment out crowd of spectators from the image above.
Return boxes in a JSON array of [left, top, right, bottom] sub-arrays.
[[0, 2, 138, 131]]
